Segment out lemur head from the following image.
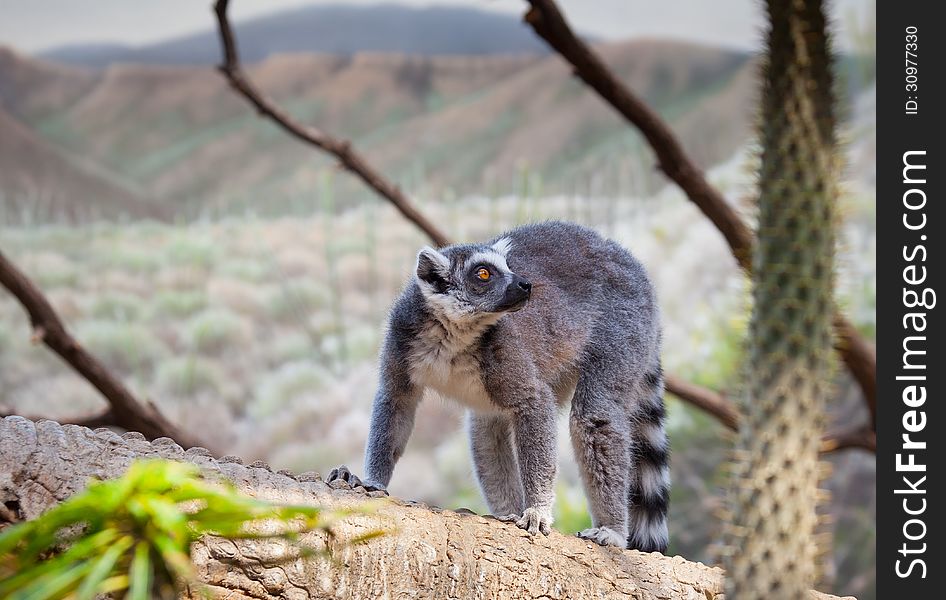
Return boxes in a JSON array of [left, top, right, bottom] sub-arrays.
[[414, 237, 532, 322]]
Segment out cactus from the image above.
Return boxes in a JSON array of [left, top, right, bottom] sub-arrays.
[[723, 0, 838, 597]]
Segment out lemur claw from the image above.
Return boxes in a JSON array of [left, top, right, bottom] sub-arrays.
[[514, 507, 552, 536], [577, 526, 626, 548], [326, 465, 387, 493]]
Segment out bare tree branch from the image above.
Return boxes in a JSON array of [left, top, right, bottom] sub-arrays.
[[665, 374, 741, 431], [522, 0, 876, 435], [821, 423, 876, 453], [834, 315, 877, 429], [0, 249, 201, 449], [666, 374, 873, 454], [212, 0, 450, 248]]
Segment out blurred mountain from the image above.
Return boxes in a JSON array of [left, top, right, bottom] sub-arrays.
[[0, 103, 162, 222], [0, 46, 96, 120], [38, 4, 551, 67], [1, 36, 771, 222], [37, 43, 133, 69]]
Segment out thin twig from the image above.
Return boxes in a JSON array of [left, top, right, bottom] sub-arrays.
[[666, 375, 874, 454], [665, 375, 877, 454], [212, 0, 450, 248], [0, 249, 201, 449], [665, 375, 740, 432], [522, 0, 876, 447], [821, 423, 876, 453], [834, 314, 876, 429]]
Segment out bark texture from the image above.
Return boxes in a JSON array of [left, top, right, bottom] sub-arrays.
[[0, 417, 852, 600]]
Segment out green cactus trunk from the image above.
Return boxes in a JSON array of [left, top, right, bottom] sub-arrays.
[[723, 0, 838, 597]]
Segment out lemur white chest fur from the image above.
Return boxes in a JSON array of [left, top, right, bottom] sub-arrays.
[[408, 315, 502, 413]]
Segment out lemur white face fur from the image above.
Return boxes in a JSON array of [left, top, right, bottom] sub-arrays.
[[414, 238, 532, 322]]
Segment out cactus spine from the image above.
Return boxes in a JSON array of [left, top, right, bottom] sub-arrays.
[[723, 0, 838, 597]]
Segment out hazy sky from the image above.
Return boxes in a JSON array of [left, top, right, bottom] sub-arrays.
[[1, 0, 871, 54]]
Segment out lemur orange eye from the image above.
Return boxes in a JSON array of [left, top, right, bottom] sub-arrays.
[[476, 267, 490, 281]]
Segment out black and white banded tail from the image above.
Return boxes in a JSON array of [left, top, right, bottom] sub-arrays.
[[628, 366, 670, 552]]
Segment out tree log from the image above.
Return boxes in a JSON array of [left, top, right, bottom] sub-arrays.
[[0, 417, 852, 599]]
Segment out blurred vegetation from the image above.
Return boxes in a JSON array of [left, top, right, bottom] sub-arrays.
[[0, 459, 360, 600]]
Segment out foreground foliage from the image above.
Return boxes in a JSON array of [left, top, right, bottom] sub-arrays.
[[0, 459, 350, 599]]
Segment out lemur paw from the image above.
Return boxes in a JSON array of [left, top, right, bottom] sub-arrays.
[[577, 526, 626, 548], [513, 507, 553, 536], [326, 465, 387, 493]]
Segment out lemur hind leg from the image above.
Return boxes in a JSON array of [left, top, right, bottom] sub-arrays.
[[468, 412, 525, 517], [570, 373, 634, 548]]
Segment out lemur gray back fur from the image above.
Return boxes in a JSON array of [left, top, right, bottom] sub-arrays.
[[327, 221, 669, 552]]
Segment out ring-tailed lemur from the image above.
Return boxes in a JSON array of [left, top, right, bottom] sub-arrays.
[[328, 221, 669, 552]]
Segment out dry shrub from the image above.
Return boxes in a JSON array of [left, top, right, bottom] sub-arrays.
[[75, 319, 168, 374], [275, 246, 325, 277], [207, 277, 264, 317], [183, 308, 252, 355], [155, 355, 223, 396], [19, 251, 77, 288]]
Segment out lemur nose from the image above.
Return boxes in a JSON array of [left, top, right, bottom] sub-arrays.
[[518, 280, 532, 293]]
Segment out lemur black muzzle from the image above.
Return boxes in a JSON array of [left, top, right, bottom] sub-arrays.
[[497, 275, 532, 312]]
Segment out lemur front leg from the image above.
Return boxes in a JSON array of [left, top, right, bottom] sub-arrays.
[[327, 378, 421, 492], [509, 395, 558, 535], [468, 412, 525, 517]]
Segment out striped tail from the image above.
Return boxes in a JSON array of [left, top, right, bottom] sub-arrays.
[[628, 365, 671, 553]]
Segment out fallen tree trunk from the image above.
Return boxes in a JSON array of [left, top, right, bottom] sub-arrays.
[[0, 417, 852, 599]]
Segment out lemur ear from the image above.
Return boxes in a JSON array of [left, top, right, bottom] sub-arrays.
[[416, 247, 450, 288], [491, 237, 513, 257]]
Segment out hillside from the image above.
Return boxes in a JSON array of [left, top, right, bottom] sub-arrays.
[[39, 4, 550, 67], [0, 104, 158, 222], [0, 46, 96, 120], [2, 39, 756, 221]]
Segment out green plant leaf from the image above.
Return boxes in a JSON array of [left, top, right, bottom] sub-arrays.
[[17, 501, 100, 563], [11, 560, 92, 600], [74, 535, 133, 600], [0, 519, 35, 556], [150, 532, 194, 582], [127, 542, 152, 600], [0, 529, 117, 596], [90, 574, 129, 596], [140, 496, 188, 540]]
